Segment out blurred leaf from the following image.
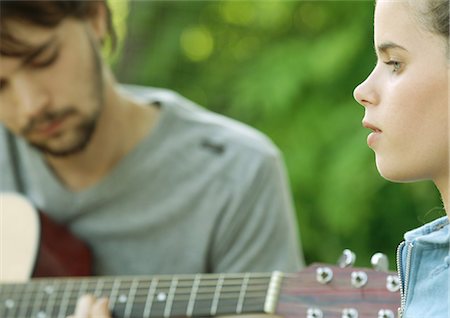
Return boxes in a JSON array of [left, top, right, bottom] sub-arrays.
[[113, 0, 442, 268]]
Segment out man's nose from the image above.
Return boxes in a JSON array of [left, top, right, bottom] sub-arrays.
[[13, 74, 50, 119]]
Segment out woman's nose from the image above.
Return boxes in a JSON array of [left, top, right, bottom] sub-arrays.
[[353, 70, 379, 108]]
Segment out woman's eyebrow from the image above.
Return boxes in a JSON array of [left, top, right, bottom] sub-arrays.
[[376, 41, 408, 54]]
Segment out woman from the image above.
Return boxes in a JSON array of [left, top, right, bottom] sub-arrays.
[[353, 0, 449, 317]]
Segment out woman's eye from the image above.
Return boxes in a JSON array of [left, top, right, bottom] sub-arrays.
[[384, 60, 402, 73], [30, 50, 59, 68]]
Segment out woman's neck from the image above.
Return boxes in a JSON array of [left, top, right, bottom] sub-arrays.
[[435, 177, 449, 220]]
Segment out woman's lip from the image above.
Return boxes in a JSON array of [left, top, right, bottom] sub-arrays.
[[367, 130, 381, 147], [362, 120, 382, 147], [362, 120, 382, 132]]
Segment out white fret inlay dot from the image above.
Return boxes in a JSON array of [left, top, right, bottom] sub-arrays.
[[118, 295, 128, 303], [157, 292, 167, 302], [44, 286, 54, 294], [5, 299, 15, 308], [36, 311, 47, 318]]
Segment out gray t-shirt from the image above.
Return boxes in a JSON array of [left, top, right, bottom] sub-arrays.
[[0, 85, 303, 275]]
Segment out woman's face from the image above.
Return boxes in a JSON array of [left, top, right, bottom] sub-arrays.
[[353, 0, 448, 186]]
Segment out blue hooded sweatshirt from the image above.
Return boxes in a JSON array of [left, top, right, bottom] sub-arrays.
[[397, 216, 450, 318]]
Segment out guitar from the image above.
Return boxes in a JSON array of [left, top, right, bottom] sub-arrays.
[[0, 193, 401, 318]]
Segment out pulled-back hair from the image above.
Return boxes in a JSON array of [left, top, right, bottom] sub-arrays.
[[409, 0, 449, 40], [0, 0, 116, 57], [428, 0, 449, 38]]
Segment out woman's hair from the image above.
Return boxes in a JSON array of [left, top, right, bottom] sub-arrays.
[[409, 0, 449, 41], [0, 0, 116, 57]]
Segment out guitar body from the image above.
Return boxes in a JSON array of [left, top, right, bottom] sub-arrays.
[[0, 192, 92, 282], [0, 193, 40, 282]]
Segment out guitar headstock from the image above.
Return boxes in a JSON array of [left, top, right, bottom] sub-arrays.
[[276, 250, 400, 318]]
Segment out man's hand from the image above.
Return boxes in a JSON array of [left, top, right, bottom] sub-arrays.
[[66, 295, 278, 318], [67, 294, 111, 318]]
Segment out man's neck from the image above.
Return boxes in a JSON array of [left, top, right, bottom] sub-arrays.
[[45, 83, 160, 191]]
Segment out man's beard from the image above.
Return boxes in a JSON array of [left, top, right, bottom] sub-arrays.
[[27, 107, 100, 157], [27, 38, 104, 157]]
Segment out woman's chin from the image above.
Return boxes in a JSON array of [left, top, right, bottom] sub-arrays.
[[375, 160, 417, 183]]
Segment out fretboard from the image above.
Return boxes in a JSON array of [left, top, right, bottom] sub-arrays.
[[1, 272, 283, 318]]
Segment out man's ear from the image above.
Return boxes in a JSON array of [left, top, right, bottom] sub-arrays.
[[88, 1, 108, 43]]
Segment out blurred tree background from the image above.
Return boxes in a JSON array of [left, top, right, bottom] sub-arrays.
[[109, 0, 443, 268]]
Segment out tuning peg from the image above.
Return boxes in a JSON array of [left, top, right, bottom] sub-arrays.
[[386, 274, 401, 292], [378, 309, 395, 318], [337, 249, 356, 268], [306, 307, 323, 318], [316, 266, 333, 284], [371, 253, 389, 272], [342, 308, 358, 318], [351, 270, 368, 288]]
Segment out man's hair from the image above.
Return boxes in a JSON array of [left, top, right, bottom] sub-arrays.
[[0, 0, 116, 57]]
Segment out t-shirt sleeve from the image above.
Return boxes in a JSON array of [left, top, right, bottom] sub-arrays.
[[209, 147, 304, 273]]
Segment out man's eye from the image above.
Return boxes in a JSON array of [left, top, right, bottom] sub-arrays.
[[384, 60, 402, 73], [0, 79, 8, 92], [30, 50, 59, 68]]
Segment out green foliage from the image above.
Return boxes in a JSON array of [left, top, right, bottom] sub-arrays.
[[112, 0, 443, 268]]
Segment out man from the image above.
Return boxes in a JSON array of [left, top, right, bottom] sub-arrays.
[[0, 0, 303, 316]]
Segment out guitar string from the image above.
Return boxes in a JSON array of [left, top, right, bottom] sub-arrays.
[[1, 277, 272, 289], [3, 299, 394, 317], [1, 277, 273, 296], [2, 280, 272, 313], [2, 278, 272, 315], [3, 276, 396, 315], [1, 290, 270, 307], [2, 282, 269, 294], [2, 287, 271, 299], [2, 295, 269, 316], [2, 289, 397, 316]]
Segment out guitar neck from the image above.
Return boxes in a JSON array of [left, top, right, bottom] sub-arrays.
[[1, 272, 283, 318]]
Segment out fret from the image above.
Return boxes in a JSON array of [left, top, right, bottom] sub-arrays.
[[191, 275, 215, 316], [186, 274, 201, 316], [15, 283, 32, 317], [143, 278, 158, 318], [103, 278, 136, 316], [111, 278, 144, 317], [76, 279, 89, 299], [58, 280, 74, 318], [30, 281, 47, 318], [3, 283, 19, 318], [43, 280, 59, 318], [236, 273, 250, 314], [264, 271, 283, 314], [108, 278, 121, 313], [210, 274, 224, 316], [93, 278, 105, 297], [86, 280, 100, 295], [150, 280, 171, 317], [123, 279, 139, 318], [0, 284, 4, 317], [163, 277, 178, 318]]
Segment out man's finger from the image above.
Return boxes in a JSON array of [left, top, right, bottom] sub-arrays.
[[91, 298, 111, 318], [74, 294, 95, 318]]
